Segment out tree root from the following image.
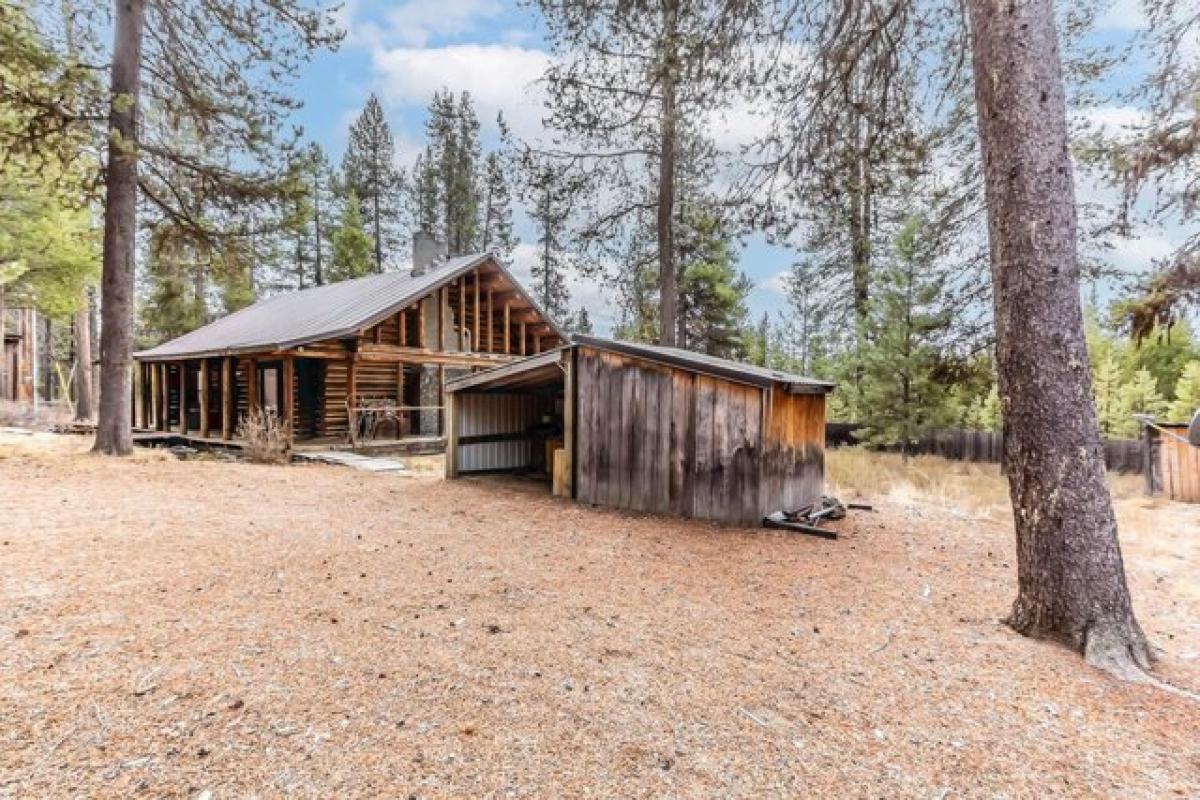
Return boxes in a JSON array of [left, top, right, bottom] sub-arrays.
[[1082, 622, 1200, 703]]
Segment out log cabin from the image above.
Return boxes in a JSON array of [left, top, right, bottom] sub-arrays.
[[132, 234, 566, 448], [444, 336, 836, 526]]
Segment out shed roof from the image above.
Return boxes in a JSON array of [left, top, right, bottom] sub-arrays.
[[572, 335, 835, 394], [446, 335, 835, 395], [136, 254, 561, 360]]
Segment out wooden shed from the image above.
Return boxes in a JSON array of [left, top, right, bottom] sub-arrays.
[[443, 336, 835, 526], [1142, 418, 1200, 503]]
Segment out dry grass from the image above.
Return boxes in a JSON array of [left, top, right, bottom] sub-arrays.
[[827, 447, 1145, 523], [236, 407, 292, 464], [0, 399, 73, 429], [1, 432, 1198, 797]]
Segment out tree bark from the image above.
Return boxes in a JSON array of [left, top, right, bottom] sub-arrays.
[[966, 0, 1151, 674], [72, 291, 93, 420], [372, 189, 382, 273], [93, 0, 145, 455], [656, 0, 678, 347], [313, 174, 324, 285]]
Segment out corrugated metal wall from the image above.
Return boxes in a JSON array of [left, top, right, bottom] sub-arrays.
[[455, 392, 548, 472]]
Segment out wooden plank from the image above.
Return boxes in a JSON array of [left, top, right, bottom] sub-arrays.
[[160, 363, 169, 431], [198, 359, 210, 438], [692, 376, 715, 521], [669, 369, 690, 515], [473, 271, 481, 351], [132, 361, 144, 429], [601, 355, 620, 508], [178, 361, 188, 434], [221, 356, 233, 440], [282, 355, 295, 441], [398, 309, 406, 347], [437, 364, 445, 436], [445, 391, 458, 478], [740, 387, 762, 524], [575, 350, 594, 503], [504, 301, 511, 355], [149, 361, 159, 431], [628, 366, 646, 511], [652, 369, 673, 515], [418, 297, 426, 348], [519, 320, 527, 356], [439, 287, 447, 351], [562, 352, 575, 498], [458, 279, 466, 351], [486, 288, 494, 353]]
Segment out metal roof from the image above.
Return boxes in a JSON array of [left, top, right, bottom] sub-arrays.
[[572, 336, 835, 393], [136, 254, 562, 360], [446, 335, 835, 395], [445, 348, 568, 393]]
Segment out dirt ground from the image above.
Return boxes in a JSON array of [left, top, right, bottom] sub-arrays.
[[2, 432, 1198, 798]]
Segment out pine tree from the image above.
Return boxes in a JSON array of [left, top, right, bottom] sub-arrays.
[[411, 147, 440, 235], [857, 217, 951, 462], [531, 180, 571, 324], [329, 191, 373, 282], [1168, 361, 1200, 422], [306, 143, 335, 286], [480, 115, 516, 261], [1116, 368, 1168, 435], [534, 0, 766, 346], [1092, 352, 1125, 436], [343, 94, 407, 273], [676, 214, 751, 358]]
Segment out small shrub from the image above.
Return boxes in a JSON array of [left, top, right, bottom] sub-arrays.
[[237, 407, 291, 465]]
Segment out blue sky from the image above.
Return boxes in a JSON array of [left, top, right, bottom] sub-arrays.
[[283, 0, 1186, 334]]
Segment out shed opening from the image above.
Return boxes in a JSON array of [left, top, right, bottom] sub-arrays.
[[446, 351, 567, 486]]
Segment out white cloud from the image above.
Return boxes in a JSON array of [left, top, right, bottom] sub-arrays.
[[371, 44, 551, 139], [758, 270, 789, 296], [344, 0, 505, 49]]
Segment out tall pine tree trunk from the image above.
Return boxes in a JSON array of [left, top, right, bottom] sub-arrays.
[[93, 0, 145, 455], [313, 177, 324, 285], [72, 292, 93, 420], [372, 190, 382, 273], [656, 0, 678, 347], [967, 0, 1151, 674]]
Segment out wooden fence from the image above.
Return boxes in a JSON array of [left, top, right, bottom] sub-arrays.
[[826, 424, 1146, 475]]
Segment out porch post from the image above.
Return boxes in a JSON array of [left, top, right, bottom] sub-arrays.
[[444, 389, 458, 478], [159, 363, 168, 431], [221, 356, 233, 440], [133, 360, 144, 429], [246, 358, 258, 415], [486, 288, 493, 353], [473, 271, 480, 351], [149, 361, 159, 431], [437, 364, 445, 436], [504, 301, 511, 355], [282, 355, 295, 444], [520, 320, 526, 356], [178, 360, 188, 435], [198, 359, 210, 438], [347, 355, 358, 445], [458, 278, 466, 351]]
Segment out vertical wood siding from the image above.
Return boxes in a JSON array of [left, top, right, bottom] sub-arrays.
[[573, 346, 824, 526]]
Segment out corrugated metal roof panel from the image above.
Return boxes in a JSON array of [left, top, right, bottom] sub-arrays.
[[572, 335, 836, 393], [135, 254, 554, 360]]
